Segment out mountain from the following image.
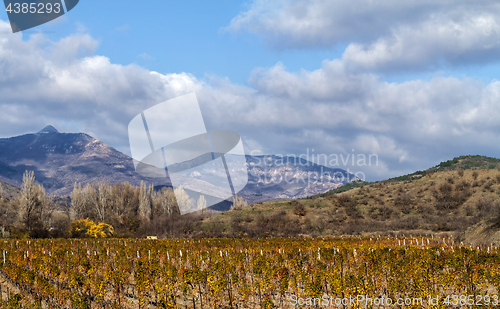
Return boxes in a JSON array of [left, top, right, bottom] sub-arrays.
[[38, 125, 59, 134], [0, 127, 356, 201], [0, 179, 20, 200], [241, 155, 358, 203], [0, 127, 170, 196]]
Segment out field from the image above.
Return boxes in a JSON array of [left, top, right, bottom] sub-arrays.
[[0, 237, 498, 308]]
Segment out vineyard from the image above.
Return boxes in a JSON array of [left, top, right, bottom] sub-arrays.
[[0, 237, 497, 308]]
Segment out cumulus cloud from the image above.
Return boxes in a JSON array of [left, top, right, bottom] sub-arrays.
[[2, 18, 500, 181], [227, 0, 500, 71], [0, 19, 201, 148], [199, 60, 500, 180]]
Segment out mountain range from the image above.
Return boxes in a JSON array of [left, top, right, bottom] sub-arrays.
[[0, 126, 357, 203]]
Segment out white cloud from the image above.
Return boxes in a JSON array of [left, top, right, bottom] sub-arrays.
[[342, 12, 500, 72], [201, 60, 500, 179], [138, 52, 155, 60], [0, 19, 201, 148], [227, 0, 500, 71], [3, 19, 500, 181]]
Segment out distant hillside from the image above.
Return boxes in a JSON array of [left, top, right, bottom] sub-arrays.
[[189, 164, 500, 239], [0, 126, 169, 196], [386, 155, 500, 182], [0, 180, 19, 200], [317, 155, 500, 196], [240, 155, 358, 203], [0, 127, 356, 203]]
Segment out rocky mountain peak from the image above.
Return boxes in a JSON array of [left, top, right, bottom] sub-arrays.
[[38, 125, 59, 134]]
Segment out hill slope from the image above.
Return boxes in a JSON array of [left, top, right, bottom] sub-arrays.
[[194, 159, 500, 238]]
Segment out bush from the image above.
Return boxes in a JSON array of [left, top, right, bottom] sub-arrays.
[[439, 182, 453, 193], [70, 218, 114, 238], [88, 222, 114, 238], [475, 198, 499, 217], [455, 180, 470, 191], [292, 201, 307, 216], [433, 183, 471, 210], [336, 195, 355, 208], [394, 194, 413, 207]]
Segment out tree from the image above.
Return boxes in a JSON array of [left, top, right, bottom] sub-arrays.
[[79, 181, 111, 222], [70, 183, 86, 221], [174, 186, 192, 214], [19, 171, 47, 233], [152, 187, 178, 217], [197, 195, 207, 214], [95, 181, 110, 222], [109, 182, 140, 221], [138, 181, 153, 221], [231, 194, 247, 211]]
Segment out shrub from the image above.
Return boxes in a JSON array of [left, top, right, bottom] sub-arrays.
[[336, 195, 356, 208], [433, 183, 471, 211], [88, 222, 114, 238], [476, 198, 497, 216], [394, 194, 413, 207], [455, 180, 470, 191], [439, 182, 453, 193], [484, 180, 494, 191], [292, 201, 306, 216], [370, 206, 393, 221], [464, 205, 474, 216], [70, 218, 114, 238]]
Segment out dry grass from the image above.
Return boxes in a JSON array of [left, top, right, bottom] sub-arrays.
[[199, 169, 500, 238]]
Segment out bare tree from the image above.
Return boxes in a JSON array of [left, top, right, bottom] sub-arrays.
[[70, 183, 86, 220], [197, 195, 207, 215], [138, 181, 153, 221], [174, 186, 192, 214], [231, 194, 247, 210], [78, 181, 111, 222], [19, 171, 47, 231], [96, 182, 110, 222], [110, 182, 139, 221], [152, 187, 178, 217]]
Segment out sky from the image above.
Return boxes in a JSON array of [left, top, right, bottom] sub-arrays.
[[2, 0, 500, 181]]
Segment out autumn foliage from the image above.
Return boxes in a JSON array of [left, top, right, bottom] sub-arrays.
[[70, 219, 114, 238], [0, 237, 498, 308]]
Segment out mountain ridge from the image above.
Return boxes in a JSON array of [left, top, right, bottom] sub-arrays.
[[0, 127, 356, 203]]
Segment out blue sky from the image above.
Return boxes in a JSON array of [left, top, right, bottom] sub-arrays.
[[1, 0, 342, 84], [2, 0, 500, 181]]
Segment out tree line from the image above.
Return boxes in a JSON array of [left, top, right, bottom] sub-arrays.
[[0, 171, 199, 238]]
